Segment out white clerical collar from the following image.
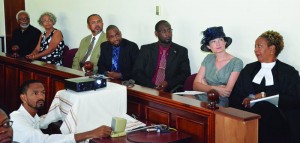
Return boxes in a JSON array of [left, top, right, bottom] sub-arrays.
[[252, 62, 276, 86]]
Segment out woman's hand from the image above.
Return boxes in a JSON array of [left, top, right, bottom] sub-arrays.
[[213, 85, 231, 97], [25, 53, 35, 60], [242, 97, 252, 108]]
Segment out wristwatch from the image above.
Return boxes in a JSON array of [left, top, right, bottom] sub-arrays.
[[261, 92, 266, 98]]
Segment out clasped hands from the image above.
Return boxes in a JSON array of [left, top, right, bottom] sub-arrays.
[[213, 85, 231, 97], [106, 71, 122, 79], [155, 81, 168, 91], [25, 53, 36, 60]]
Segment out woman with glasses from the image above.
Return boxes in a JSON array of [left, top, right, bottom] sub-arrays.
[[26, 12, 65, 66], [0, 108, 13, 143]]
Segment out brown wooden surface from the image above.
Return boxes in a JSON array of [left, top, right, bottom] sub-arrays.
[[0, 53, 260, 143], [90, 130, 192, 143], [4, 0, 25, 49]]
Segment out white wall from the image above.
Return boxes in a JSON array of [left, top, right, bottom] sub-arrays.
[[0, 0, 4, 36], [1, 0, 300, 73]]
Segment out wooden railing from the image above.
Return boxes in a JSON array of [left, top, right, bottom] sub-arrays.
[[0, 52, 260, 143]]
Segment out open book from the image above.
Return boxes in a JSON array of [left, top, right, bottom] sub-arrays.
[[250, 94, 279, 107]]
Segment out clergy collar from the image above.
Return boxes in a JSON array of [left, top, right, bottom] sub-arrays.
[[252, 61, 276, 86]]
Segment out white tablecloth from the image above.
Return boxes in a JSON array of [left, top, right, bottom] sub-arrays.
[[40, 82, 127, 134]]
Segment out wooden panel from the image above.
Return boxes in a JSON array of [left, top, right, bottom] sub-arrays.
[[215, 112, 259, 143], [145, 106, 170, 126], [0, 63, 5, 105], [177, 116, 206, 143], [16, 69, 33, 111], [4, 0, 25, 49], [19, 69, 33, 86], [52, 78, 65, 96], [127, 101, 141, 119], [5, 65, 19, 112]]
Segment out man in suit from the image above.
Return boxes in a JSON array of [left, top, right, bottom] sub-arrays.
[[97, 25, 139, 80], [9, 10, 41, 57], [72, 14, 107, 73], [133, 20, 191, 92]]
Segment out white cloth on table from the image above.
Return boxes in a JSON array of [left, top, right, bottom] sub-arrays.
[[40, 82, 127, 134], [10, 105, 75, 143]]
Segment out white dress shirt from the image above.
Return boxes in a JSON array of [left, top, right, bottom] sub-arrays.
[[10, 105, 75, 143], [86, 32, 101, 62]]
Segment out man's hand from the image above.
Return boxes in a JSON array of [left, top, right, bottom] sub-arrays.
[[91, 125, 112, 138], [155, 81, 168, 91], [106, 71, 122, 79]]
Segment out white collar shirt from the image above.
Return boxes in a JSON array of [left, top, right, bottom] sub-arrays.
[[10, 105, 75, 143], [86, 32, 101, 61]]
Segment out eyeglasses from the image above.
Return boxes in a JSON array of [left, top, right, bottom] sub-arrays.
[[0, 121, 13, 128], [158, 29, 173, 34], [42, 20, 53, 24], [18, 17, 29, 21]]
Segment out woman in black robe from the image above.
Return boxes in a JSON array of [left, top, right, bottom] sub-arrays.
[[229, 30, 300, 143]]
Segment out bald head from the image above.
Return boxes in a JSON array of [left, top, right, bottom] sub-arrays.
[[0, 108, 5, 116]]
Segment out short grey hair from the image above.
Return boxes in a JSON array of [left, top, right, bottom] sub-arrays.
[[38, 12, 57, 26], [16, 10, 30, 21]]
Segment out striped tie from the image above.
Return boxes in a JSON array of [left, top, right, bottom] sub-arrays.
[[155, 50, 167, 85]]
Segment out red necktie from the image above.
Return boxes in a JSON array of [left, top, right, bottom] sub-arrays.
[[155, 50, 167, 85]]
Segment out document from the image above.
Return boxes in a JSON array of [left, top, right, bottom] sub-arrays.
[[250, 94, 279, 107], [173, 90, 205, 95], [124, 114, 146, 132]]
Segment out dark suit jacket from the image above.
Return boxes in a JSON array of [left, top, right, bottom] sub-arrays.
[[132, 42, 191, 92], [97, 38, 139, 80], [9, 25, 41, 57]]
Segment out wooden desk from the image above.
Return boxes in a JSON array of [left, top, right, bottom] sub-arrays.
[[90, 130, 192, 143], [0, 53, 260, 143]]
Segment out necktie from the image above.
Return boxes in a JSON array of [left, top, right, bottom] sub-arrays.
[[155, 50, 167, 85], [111, 46, 120, 72], [80, 37, 95, 68]]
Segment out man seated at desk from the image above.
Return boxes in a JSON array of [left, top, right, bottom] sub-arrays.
[[132, 20, 191, 92], [97, 25, 139, 80], [9, 10, 41, 57], [10, 80, 112, 143]]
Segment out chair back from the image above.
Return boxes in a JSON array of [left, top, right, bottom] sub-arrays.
[[183, 73, 197, 91], [62, 48, 78, 68]]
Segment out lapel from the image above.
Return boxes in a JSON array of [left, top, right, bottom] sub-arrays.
[[118, 39, 126, 65], [166, 43, 177, 70], [152, 43, 159, 70], [90, 32, 106, 60]]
